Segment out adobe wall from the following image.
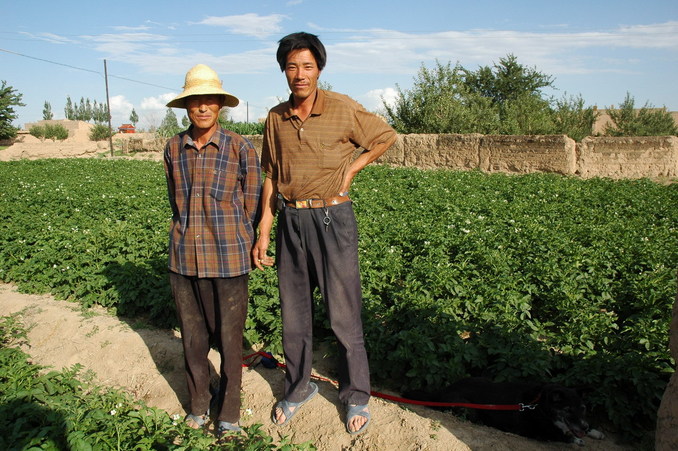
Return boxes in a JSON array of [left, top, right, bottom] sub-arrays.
[[376, 133, 677, 179], [6, 123, 676, 179], [577, 136, 677, 179], [479, 134, 576, 175], [23, 119, 92, 139]]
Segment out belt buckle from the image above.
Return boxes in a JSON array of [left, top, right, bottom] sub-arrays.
[[295, 200, 308, 209]]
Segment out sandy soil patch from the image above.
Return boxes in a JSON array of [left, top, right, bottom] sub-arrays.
[[0, 284, 633, 450]]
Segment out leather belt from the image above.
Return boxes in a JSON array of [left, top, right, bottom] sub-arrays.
[[285, 194, 351, 209]]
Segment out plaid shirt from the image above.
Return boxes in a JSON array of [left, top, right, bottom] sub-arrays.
[[164, 126, 261, 278]]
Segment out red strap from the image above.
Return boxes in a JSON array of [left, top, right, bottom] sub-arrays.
[[241, 351, 533, 411]]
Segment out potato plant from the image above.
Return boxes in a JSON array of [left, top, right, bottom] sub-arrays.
[[0, 159, 675, 441]]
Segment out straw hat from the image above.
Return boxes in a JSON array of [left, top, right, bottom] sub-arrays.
[[166, 64, 239, 108]]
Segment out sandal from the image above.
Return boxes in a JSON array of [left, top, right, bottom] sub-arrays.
[[271, 382, 319, 426], [345, 404, 370, 435], [185, 413, 208, 429], [216, 420, 242, 436]]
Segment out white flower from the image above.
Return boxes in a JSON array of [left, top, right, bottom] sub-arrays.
[[110, 409, 117, 415]]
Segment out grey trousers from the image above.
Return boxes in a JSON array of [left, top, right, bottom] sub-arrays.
[[276, 201, 371, 406], [169, 272, 248, 423]]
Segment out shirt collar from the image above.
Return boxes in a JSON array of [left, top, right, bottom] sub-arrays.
[[282, 89, 326, 120], [181, 124, 224, 151]]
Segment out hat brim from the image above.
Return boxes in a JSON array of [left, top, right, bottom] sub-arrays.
[[166, 90, 239, 109]]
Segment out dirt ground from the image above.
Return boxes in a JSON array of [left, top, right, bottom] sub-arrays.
[[0, 124, 162, 162], [0, 284, 634, 451], [1, 130, 638, 449]]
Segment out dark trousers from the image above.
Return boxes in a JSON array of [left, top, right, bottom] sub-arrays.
[[277, 202, 371, 406], [169, 272, 248, 423]]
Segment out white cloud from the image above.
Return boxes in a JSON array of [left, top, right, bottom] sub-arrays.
[[135, 93, 178, 129], [111, 25, 151, 32], [19, 31, 77, 44], [195, 13, 287, 39], [361, 87, 399, 113], [321, 22, 678, 77], [109, 95, 134, 126], [140, 93, 176, 112]]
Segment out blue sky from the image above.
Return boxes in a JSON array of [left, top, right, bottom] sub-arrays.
[[2, 0, 677, 130]]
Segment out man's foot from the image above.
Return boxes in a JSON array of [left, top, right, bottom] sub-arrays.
[[346, 404, 370, 435], [272, 382, 319, 426], [185, 413, 208, 429]]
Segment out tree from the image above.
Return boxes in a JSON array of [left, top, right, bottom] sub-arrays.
[[499, 92, 554, 135], [76, 97, 89, 121], [464, 54, 557, 132], [464, 54, 555, 107], [85, 98, 93, 122], [605, 93, 678, 136], [157, 108, 181, 137], [182, 115, 190, 128], [552, 94, 598, 141], [91, 101, 109, 125], [129, 108, 139, 126], [64, 96, 75, 120], [383, 60, 498, 134], [383, 55, 598, 140], [0, 80, 25, 140], [42, 101, 54, 120]]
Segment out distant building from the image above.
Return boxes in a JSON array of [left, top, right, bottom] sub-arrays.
[[118, 124, 135, 133]]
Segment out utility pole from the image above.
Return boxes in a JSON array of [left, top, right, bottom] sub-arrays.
[[104, 59, 113, 157]]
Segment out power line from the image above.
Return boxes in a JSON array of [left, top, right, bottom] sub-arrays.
[[0, 47, 176, 91], [0, 47, 100, 75]]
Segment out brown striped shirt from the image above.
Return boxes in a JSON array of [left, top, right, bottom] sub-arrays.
[[164, 126, 261, 278], [261, 89, 396, 200]]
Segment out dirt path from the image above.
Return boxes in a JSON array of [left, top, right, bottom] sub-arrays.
[[0, 283, 633, 450]]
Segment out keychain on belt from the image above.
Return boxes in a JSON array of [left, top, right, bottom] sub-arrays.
[[323, 207, 331, 231]]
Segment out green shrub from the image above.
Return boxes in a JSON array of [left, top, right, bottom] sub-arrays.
[[605, 93, 678, 136], [45, 123, 69, 140], [30, 124, 69, 141], [219, 119, 265, 135], [29, 125, 46, 139], [89, 124, 113, 141]]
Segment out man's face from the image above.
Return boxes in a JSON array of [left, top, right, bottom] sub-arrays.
[[284, 48, 321, 103], [186, 95, 223, 131]]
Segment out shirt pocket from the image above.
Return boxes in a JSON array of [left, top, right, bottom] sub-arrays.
[[209, 156, 240, 202], [318, 137, 349, 169]]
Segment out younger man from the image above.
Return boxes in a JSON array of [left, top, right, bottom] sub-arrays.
[[252, 32, 397, 435]]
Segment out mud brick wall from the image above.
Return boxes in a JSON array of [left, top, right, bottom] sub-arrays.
[[373, 133, 676, 179], [479, 134, 576, 175], [577, 136, 678, 179]]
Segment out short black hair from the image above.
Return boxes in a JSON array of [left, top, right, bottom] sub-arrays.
[[276, 32, 327, 71]]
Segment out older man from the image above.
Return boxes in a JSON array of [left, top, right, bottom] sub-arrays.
[[252, 32, 397, 435], [164, 64, 261, 437]]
